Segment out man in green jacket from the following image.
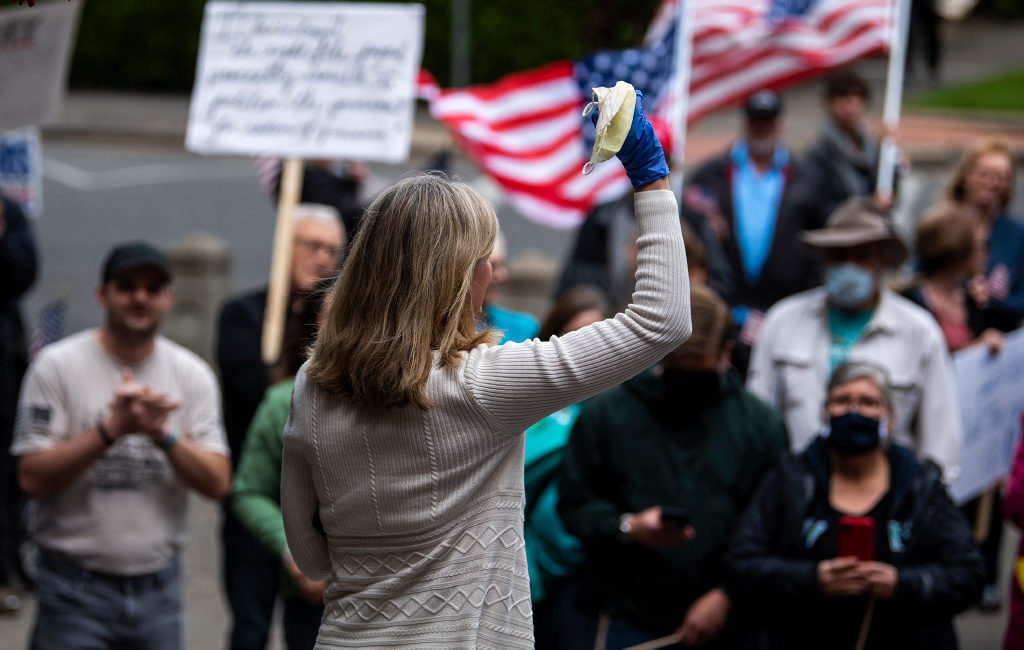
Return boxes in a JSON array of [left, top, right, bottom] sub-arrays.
[[558, 285, 788, 649]]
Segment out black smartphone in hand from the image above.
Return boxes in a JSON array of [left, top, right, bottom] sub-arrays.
[[660, 506, 691, 528]]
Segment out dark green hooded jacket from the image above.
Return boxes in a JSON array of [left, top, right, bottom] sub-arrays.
[[558, 368, 788, 637]]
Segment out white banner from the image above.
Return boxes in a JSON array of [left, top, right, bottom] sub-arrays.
[[0, 127, 43, 218], [950, 328, 1024, 503], [186, 2, 425, 162], [0, 2, 81, 133]]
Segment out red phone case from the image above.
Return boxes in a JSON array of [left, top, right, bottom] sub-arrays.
[[837, 515, 875, 562]]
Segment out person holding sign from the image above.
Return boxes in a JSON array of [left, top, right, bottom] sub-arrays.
[[280, 90, 691, 648], [725, 362, 984, 650]]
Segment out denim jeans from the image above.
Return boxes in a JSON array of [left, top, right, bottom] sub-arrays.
[[30, 553, 182, 650]]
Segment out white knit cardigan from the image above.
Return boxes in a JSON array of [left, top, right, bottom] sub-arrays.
[[281, 189, 691, 649]]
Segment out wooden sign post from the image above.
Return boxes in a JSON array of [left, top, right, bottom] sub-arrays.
[[261, 157, 304, 364]]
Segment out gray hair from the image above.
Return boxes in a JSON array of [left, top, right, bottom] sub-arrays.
[[294, 203, 342, 228], [827, 361, 893, 410]]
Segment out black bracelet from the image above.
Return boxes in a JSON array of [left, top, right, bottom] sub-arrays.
[[96, 420, 114, 447]]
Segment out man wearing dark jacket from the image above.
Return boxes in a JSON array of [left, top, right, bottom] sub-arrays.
[[558, 286, 788, 649], [681, 91, 828, 376], [804, 71, 886, 217], [0, 197, 36, 607]]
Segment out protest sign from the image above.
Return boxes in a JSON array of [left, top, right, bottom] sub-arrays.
[[950, 328, 1024, 503], [0, 127, 43, 218], [0, 2, 81, 133], [186, 2, 425, 162]]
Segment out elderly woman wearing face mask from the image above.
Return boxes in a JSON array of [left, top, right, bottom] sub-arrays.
[[725, 362, 984, 650]]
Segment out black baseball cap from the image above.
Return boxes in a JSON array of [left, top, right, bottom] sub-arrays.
[[101, 242, 172, 284], [744, 90, 782, 120]]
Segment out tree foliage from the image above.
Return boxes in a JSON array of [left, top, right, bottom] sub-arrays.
[[68, 0, 661, 91]]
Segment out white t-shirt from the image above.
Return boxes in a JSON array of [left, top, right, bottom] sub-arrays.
[[12, 329, 229, 575]]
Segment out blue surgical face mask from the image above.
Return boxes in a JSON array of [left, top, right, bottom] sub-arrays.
[[825, 263, 876, 308], [825, 412, 888, 456]]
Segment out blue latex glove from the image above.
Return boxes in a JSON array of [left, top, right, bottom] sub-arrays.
[[592, 90, 669, 188]]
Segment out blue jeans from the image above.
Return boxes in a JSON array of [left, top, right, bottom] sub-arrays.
[[30, 553, 182, 650]]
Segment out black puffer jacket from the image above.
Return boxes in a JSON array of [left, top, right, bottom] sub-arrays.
[[724, 438, 984, 650]]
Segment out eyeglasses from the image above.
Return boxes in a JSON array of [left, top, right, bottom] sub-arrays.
[[826, 394, 885, 410], [295, 238, 342, 258]]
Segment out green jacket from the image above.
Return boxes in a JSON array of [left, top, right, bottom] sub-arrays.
[[558, 368, 788, 637], [232, 378, 295, 557]]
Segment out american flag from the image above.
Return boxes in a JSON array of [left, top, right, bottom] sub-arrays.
[[988, 264, 1011, 303], [29, 298, 67, 359], [420, 0, 891, 228]]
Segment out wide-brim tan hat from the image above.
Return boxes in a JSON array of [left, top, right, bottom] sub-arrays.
[[801, 198, 908, 266]]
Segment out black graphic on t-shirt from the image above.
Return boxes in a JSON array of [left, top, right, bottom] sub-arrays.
[[91, 436, 171, 491]]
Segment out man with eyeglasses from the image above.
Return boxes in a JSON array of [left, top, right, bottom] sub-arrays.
[[12, 241, 231, 649], [215, 203, 344, 650], [747, 198, 962, 481]]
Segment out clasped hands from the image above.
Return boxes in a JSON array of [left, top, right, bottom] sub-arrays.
[[103, 368, 180, 445], [817, 556, 898, 600]]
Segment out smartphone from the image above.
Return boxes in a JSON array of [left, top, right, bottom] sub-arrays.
[[660, 506, 691, 528], [837, 516, 875, 562]]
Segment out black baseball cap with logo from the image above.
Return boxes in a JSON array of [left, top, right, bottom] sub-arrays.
[[101, 242, 172, 284], [744, 90, 782, 120]]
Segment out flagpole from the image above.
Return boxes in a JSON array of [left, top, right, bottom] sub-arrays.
[[670, 0, 695, 200], [876, 0, 912, 199]]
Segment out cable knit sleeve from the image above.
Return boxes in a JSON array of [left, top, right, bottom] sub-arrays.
[[464, 189, 691, 433], [281, 381, 332, 580]]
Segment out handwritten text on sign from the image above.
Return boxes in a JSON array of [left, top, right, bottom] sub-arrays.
[[186, 2, 424, 161], [950, 328, 1024, 503]]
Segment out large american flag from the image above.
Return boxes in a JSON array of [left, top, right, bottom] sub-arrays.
[[420, 0, 891, 228]]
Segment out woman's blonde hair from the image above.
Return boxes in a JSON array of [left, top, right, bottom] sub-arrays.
[[306, 173, 499, 410], [946, 137, 1016, 209]]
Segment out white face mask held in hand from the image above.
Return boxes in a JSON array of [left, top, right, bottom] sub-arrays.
[[581, 80, 636, 175]]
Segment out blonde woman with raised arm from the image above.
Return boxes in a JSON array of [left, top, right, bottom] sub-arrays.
[[281, 90, 691, 649]]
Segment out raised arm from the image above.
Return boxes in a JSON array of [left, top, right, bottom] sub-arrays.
[[468, 184, 689, 432]]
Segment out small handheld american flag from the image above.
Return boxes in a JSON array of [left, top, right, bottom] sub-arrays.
[[29, 298, 67, 360]]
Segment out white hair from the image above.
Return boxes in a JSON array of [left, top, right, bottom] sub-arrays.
[[294, 203, 342, 229]]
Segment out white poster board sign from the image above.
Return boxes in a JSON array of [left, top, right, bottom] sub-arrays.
[[0, 2, 82, 133], [950, 328, 1024, 503], [186, 2, 424, 161], [0, 127, 43, 218]]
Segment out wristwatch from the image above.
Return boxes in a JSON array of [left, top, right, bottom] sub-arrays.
[[618, 513, 634, 543]]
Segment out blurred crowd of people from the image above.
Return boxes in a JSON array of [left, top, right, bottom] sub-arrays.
[[0, 67, 1023, 650]]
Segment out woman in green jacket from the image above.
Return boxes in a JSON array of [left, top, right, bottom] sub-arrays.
[[232, 291, 326, 650]]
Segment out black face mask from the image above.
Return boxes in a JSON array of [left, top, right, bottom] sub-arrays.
[[826, 412, 885, 456], [661, 369, 721, 402]]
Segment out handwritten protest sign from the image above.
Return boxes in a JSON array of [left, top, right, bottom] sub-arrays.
[[950, 328, 1024, 503], [186, 2, 425, 161], [0, 2, 81, 132], [0, 127, 43, 218]]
